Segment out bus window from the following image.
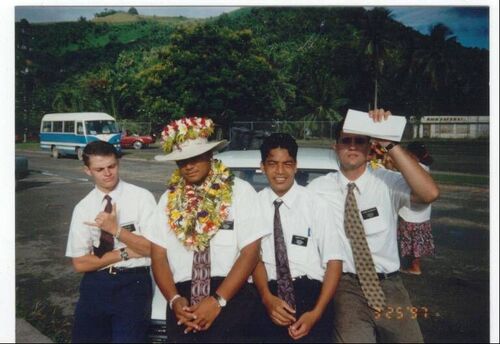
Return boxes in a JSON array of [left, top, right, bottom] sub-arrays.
[[42, 121, 52, 132], [53, 121, 63, 132], [64, 121, 75, 133], [76, 122, 84, 135], [85, 120, 119, 135]]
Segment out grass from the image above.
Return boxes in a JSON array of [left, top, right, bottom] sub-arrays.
[[15, 142, 40, 150], [432, 172, 489, 187]]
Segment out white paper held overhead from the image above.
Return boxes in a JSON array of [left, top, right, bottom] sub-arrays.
[[342, 109, 407, 142]]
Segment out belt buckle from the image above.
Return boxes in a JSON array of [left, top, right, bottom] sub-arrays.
[[108, 266, 117, 275]]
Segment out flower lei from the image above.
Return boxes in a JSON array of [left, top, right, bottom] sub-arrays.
[[166, 159, 234, 251], [161, 117, 214, 154]]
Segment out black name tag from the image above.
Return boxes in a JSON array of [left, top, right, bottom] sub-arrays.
[[221, 221, 234, 230], [361, 207, 379, 220], [291, 235, 308, 247], [122, 223, 136, 232]]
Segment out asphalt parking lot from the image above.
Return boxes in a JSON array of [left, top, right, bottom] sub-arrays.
[[14, 146, 491, 343]]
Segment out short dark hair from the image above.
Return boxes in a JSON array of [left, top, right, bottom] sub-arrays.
[[260, 133, 298, 162], [83, 141, 120, 166]]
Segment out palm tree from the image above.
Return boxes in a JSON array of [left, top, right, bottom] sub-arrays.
[[410, 23, 457, 113], [362, 7, 393, 110]]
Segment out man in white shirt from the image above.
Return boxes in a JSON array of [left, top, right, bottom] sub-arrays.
[[145, 117, 269, 343], [308, 109, 440, 343], [65, 140, 156, 343], [253, 133, 344, 342]]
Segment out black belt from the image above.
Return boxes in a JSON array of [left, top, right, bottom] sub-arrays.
[[269, 275, 313, 284], [343, 271, 399, 280], [100, 266, 150, 275]]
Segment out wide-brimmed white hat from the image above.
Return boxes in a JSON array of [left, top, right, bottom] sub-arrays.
[[154, 116, 228, 162], [155, 137, 228, 161]]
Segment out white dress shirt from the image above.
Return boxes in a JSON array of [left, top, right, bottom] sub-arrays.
[[258, 182, 345, 282], [398, 163, 432, 222], [65, 180, 157, 268], [307, 168, 411, 274], [144, 177, 270, 283]]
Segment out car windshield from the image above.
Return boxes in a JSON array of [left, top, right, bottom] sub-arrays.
[[85, 120, 120, 135], [231, 168, 335, 191]]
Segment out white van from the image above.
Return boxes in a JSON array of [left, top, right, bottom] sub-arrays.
[[39, 112, 122, 160]]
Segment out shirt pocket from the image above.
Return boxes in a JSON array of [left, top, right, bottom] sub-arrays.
[[360, 206, 386, 236], [287, 231, 310, 264], [210, 228, 237, 247]]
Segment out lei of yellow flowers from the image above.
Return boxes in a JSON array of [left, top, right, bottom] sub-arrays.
[[166, 159, 234, 251]]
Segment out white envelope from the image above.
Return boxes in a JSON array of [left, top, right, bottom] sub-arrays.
[[342, 109, 407, 142]]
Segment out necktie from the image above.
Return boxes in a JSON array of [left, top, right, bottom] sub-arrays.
[[93, 195, 114, 258], [344, 183, 386, 311], [273, 199, 296, 310], [191, 246, 211, 305]]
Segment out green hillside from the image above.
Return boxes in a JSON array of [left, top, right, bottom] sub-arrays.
[[15, 7, 489, 134]]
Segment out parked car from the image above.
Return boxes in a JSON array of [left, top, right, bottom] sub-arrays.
[[15, 156, 29, 188], [215, 147, 339, 190], [148, 147, 339, 341], [120, 130, 156, 150]]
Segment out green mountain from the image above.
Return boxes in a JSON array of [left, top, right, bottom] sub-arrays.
[[15, 7, 489, 133]]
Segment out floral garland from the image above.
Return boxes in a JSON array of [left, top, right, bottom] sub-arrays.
[[166, 159, 234, 251], [161, 117, 214, 154]]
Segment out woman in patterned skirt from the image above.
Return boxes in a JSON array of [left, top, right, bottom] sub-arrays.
[[398, 142, 435, 275]]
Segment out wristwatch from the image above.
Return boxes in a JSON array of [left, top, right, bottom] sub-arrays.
[[382, 142, 399, 152], [119, 247, 129, 261], [214, 293, 227, 308]]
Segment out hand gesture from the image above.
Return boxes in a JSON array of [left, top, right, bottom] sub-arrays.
[[84, 203, 119, 235], [263, 294, 296, 327], [185, 296, 221, 332], [368, 108, 393, 148], [368, 108, 391, 122], [288, 310, 320, 340], [171, 296, 199, 334]]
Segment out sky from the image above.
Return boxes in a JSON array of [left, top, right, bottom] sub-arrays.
[[14, 5, 490, 49]]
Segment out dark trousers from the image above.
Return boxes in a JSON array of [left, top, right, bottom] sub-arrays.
[[166, 278, 258, 343], [252, 277, 333, 343], [72, 267, 152, 343]]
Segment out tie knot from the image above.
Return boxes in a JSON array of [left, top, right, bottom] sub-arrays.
[[273, 199, 283, 208], [347, 183, 357, 192], [104, 195, 112, 202]]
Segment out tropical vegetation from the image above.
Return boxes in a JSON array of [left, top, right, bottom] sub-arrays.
[[15, 7, 489, 135]]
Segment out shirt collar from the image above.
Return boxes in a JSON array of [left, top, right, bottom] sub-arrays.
[[337, 167, 371, 195], [268, 181, 299, 209], [94, 179, 124, 202]]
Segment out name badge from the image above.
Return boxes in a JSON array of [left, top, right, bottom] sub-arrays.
[[221, 221, 234, 230], [361, 207, 379, 220], [291, 235, 308, 247], [121, 222, 136, 232]]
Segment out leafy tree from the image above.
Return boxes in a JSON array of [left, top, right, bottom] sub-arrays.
[[410, 23, 458, 113], [139, 24, 279, 128], [361, 7, 394, 110], [128, 7, 139, 15]]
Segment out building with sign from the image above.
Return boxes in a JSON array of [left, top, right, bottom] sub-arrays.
[[410, 116, 489, 139]]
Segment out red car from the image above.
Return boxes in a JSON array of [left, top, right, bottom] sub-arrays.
[[120, 130, 156, 150]]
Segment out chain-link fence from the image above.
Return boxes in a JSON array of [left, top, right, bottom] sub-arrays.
[[117, 120, 152, 135], [227, 121, 339, 150]]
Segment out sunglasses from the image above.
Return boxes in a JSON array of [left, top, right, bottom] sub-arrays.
[[339, 136, 370, 145]]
